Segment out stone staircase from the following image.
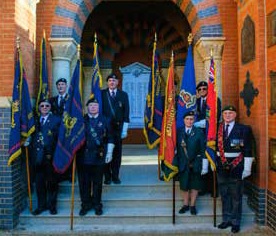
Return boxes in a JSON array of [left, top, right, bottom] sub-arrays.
[[9, 145, 271, 235]]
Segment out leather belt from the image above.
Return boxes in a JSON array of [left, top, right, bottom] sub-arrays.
[[217, 152, 241, 158]]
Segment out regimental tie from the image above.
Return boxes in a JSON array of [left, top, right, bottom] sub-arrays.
[[40, 117, 45, 126], [224, 124, 229, 138], [201, 99, 206, 110], [111, 91, 115, 99], [59, 95, 65, 107]]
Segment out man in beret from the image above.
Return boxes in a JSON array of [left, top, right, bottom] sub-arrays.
[[194, 80, 221, 197], [77, 98, 114, 216], [215, 105, 254, 233], [30, 99, 61, 215], [176, 111, 208, 215], [49, 78, 72, 182], [101, 73, 130, 184], [50, 78, 68, 117]]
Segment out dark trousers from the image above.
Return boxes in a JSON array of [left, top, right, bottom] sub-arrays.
[[200, 167, 218, 196], [105, 134, 122, 181], [78, 164, 104, 210], [217, 174, 244, 226], [35, 160, 59, 210]]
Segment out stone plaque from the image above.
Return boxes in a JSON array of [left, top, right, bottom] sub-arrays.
[[270, 70, 276, 114], [120, 62, 151, 128], [241, 15, 255, 64]]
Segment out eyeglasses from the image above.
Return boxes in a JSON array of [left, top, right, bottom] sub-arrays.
[[40, 104, 50, 108], [198, 87, 207, 91]]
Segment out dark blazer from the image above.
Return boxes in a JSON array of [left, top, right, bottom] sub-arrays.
[[196, 96, 222, 122], [31, 113, 60, 165], [101, 88, 130, 132], [176, 126, 206, 173], [50, 93, 69, 117], [216, 123, 253, 179], [77, 114, 114, 165]]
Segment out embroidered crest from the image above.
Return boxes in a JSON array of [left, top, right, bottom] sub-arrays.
[[178, 89, 196, 109], [11, 100, 20, 128], [63, 112, 77, 137]]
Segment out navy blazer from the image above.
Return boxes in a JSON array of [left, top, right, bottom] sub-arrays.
[[216, 122, 253, 179], [101, 88, 130, 132], [50, 93, 69, 117], [196, 97, 222, 122]]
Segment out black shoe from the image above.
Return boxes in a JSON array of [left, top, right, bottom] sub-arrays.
[[104, 179, 111, 185], [112, 178, 121, 184], [95, 208, 103, 216], [32, 207, 47, 216], [49, 208, 57, 215], [79, 208, 88, 216], [231, 225, 240, 233], [218, 222, 232, 229], [178, 205, 189, 214], [190, 206, 197, 215]]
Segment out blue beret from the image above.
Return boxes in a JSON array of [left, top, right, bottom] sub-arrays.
[[38, 98, 51, 105], [56, 78, 67, 85], [106, 73, 118, 81], [196, 81, 208, 90], [183, 110, 195, 119], [86, 97, 99, 106]]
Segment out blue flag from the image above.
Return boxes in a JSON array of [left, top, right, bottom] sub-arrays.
[[143, 38, 164, 149], [36, 33, 49, 114], [8, 49, 35, 166], [53, 59, 85, 173], [91, 33, 103, 114], [176, 44, 197, 128]]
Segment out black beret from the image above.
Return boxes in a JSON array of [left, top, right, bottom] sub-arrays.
[[106, 73, 118, 81], [86, 97, 99, 106], [38, 98, 51, 105], [222, 105, 236, 112], [56, 78, 67, 85], [183, 110, 195, 119], [196, 81, 208, 90]]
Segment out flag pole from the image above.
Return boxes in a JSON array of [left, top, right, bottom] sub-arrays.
[[172, 176, 176, 224], [70, 44, 81, 230], [70, 156, 76, 230], [210, 47, 217, 227]]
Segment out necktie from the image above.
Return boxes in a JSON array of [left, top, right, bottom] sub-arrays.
[[59, 96, 64, 107], [201, 99, 206, 110], [186, 129, 190, 135], [111, 91, 115, 98], [225, 124, 229, 138], [40, 117, 45, 126]]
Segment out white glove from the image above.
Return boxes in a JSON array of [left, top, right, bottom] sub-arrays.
[[194, 119, 206, 128], [24, 136, 31, 147], [201, 159, 209, 175], [242, 157, 254, 179], [105, 143, 115, 163], [121, 122, 129, 139]]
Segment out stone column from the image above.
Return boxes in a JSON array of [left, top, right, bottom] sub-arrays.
[[49, 38, 77, 96], [194, 37, 225, 99]]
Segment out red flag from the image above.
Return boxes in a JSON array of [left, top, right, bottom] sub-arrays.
[[158, 52, 178, 181], [205, 57, 217, 170]]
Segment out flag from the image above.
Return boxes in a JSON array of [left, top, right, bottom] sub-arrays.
[[143, 38, 164, 149], [36, 32, 49, 114], [53, 59, 85, 173], [8, 49, 35, 166], [90, 33, 103, 114], [176, 44, 197, 129], [205, 57, 217, 170], [158, 52, 178, 181]]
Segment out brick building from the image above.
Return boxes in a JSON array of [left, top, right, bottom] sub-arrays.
[[0, 0, 275, 232]]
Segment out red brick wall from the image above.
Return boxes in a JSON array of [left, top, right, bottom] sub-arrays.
[[0, 0, 36, 97], [237, 0, 267, 188], [266, 0, 276, 192]]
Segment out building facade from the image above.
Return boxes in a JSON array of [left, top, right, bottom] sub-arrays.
[[0, 0, 275, 231]]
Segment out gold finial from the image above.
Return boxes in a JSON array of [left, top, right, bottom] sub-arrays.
[[188, 33, 193, 45], [171, 50, 174, 60], [43, 29, 46, 39], [16, 36, 20, 49], [77, 44, 80, 60], [210, 47, 213, 57], [154, 32, 157, 42], [94, 32, 97, 43]]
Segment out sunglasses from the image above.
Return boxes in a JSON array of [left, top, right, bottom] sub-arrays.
[[40, 104, 50, 108], [198, 87, 207, 91]]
